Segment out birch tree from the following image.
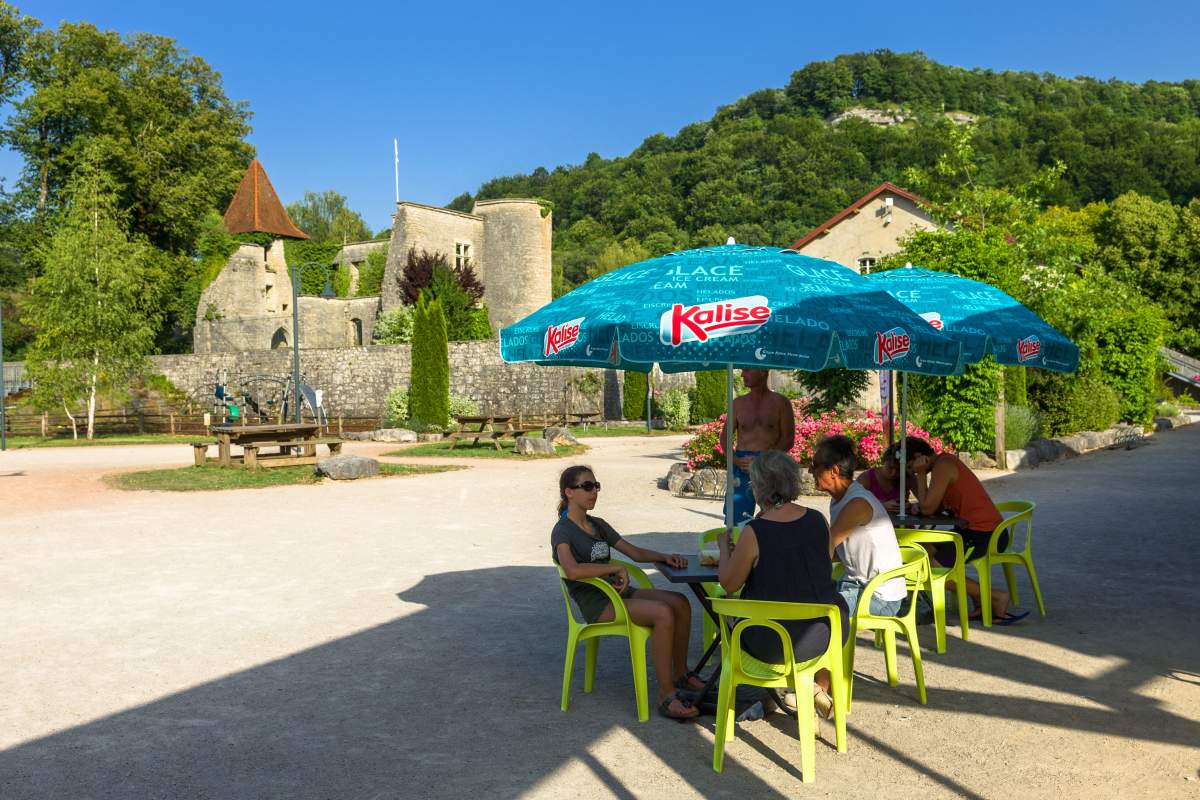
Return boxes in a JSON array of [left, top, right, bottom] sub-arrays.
[[24, 152, 159, 439]]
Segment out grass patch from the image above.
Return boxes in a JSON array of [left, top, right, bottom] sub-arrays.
[[566, 426, 681, 438], [104, 463, 463, 492], [384, 440, 590, 459], [4, 434, 199, 449]]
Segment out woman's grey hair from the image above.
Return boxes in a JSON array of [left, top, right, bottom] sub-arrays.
[[747, 450, 801, 508]]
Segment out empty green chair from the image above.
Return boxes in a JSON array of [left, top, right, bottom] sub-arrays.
[[846, 545, 930, 709], [556, 558, 653, 722], [966, 500, 1044, 626], [895, 528, 970, 653], [710, 597, 848, 782], [697, 526, 741, 647]]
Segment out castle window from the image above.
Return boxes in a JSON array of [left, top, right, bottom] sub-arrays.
[[455, 241, 471, 270], [856, 257, 877, 274], [271, 328, 288, 349], [350, 318, 363, 346]]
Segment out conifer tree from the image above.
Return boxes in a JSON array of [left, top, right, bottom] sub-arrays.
[[691, 370, 727, 422], [409, 293, 450, 428], [623, 371, 647, 420]]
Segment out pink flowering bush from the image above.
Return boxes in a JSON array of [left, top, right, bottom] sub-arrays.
[[684, 398, 946, 471]]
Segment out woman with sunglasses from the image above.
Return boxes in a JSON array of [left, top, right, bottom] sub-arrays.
[[552, 465, 702, 721]]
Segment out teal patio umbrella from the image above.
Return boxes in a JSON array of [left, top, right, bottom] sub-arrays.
[[865, 265, 1080, 515], [500, 244, 964, 526]]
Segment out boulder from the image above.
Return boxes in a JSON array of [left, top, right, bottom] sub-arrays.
[[340, 431, 374, 441], [543, 427, 579, 446], [1028, 438, 1070, 463], [516, 436, 555, 455], [315, 454, 380, 481], [417, 432, 443, 443], [962, 451, 997, 470], [372, 428, 418, 443], [666, 462, 694, 494], [797, 468, 819, 496]]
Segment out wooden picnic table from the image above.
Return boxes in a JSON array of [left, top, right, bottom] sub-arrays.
[[448, 415, 543, 450], [199, 422, 341, 468], [567, 411, 600, 429]]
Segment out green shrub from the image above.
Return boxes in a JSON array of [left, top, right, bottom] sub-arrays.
[[623, 371, 647, 419], [1094, 307, 1164, 425], [658, 388, 691, 430], [1003, 404, 1041, 449], [794, 367, 869, 412], [1155, 400, 1181, 417], [908, 359, 1001, 453], [410, 294, 450, 428], [373, 306, 414, 344], [691, 370, 726, 422], [449, 395, 479, 418], [1004, 366, 1028, 406], [384, 385, 408, 427], [1030, 375, 1121, 436]]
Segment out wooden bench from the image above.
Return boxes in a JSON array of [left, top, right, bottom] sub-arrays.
[[240, 438, 344, 469]]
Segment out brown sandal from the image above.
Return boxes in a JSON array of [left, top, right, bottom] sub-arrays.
[[658, 693, 699, 722]]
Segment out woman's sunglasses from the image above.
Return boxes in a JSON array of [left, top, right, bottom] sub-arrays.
[[570, 481, 602, 492]]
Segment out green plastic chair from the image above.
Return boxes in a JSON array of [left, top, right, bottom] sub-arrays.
[[895, 528, 969, 653], [966, 500, 1044, 627], [697, 526, 741, 647], [846, 545, 930, 710], [556, 559, 654, 722], [710, 597, 848, 782]]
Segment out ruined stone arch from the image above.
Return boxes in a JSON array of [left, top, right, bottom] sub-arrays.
[[350, 318, 363, 346], [271, 327, 288, 349]]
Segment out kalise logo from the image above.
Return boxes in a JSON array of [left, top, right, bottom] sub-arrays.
[[874, 327, 911, 364], [1016, 335, 1041, 363], [544, 316, 585, 357], [919, 311, 943, 330], [658, 295, 771, 346]]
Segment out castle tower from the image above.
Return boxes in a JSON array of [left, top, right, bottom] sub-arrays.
[[472, 199, 551, 330]]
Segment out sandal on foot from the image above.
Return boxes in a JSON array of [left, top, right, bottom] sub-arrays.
[[658, 693, 699, 722], [813, 688, 835, 720], [992, 610, 1030, 626], [675, 671, 707, 692]]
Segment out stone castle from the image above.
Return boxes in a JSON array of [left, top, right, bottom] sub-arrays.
[[194, 161, 552, 354]]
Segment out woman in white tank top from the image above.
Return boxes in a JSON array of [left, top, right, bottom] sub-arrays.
[[809, 435, 906, 616]]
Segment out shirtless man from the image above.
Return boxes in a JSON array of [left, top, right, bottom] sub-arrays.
[[721, 369, 796, 526]]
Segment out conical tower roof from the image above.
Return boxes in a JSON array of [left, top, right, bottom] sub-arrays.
[[222, 159, 309, 239]]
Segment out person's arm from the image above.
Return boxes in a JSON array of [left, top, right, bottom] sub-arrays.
[[613, 538, 686, 568], [827, 496, 872, 557], [556, 543, 626, 585], [718, 524, 759, 594], [772, 394, 796, 452], [914, 457, 956, 515]]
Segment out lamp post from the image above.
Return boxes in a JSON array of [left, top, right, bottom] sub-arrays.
[[289, 261, 337, 425]]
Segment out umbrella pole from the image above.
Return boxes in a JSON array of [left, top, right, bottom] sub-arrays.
[[725, 363, 734, 529], [897, 371, 908, 521], [646, 367, 652, 433]]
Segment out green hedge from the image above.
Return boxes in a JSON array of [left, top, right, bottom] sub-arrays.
[[1004, 366, 1028, 406], [1094, 307, 1164, 426], [410, 294, 450, 429], [909, 358, 1000, 453], [1029, 375, 1121, 436], [623, 371, 647, 420], [692, 370, 726, 422]]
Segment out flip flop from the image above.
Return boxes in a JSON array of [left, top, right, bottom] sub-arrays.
[[992, 610, 1031, 626], [675, 671, 707, 691], [658, 693, 699, 723]]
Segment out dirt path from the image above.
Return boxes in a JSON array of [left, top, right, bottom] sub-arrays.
[[0, 430, 1197, 798]]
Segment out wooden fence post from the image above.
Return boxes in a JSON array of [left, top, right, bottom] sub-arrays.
[[41, 411, 47, 437], [337, 414, 343, 436], [170, 413, 176, 435]]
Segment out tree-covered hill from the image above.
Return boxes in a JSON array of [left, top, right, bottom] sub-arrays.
[[451, 51, 1200, 295]]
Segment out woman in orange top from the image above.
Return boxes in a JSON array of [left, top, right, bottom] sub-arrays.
[[905, 436, 1028, 624]]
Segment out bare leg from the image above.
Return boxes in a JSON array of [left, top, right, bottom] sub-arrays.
[[597, 596, 695, 715], [945, 577, 1009, 618], [630, 589, 694, 680]]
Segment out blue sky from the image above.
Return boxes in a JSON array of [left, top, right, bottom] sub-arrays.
[[11, 0, 1200, 231]]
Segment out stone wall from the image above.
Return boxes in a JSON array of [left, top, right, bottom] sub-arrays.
[[150, 340, 605, 419], [194, 242, 291, 353]]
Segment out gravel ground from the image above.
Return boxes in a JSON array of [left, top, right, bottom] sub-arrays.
[[1, 428, 1197, 799]]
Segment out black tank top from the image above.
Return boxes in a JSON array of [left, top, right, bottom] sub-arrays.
[[740, 511, 848, 664]]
